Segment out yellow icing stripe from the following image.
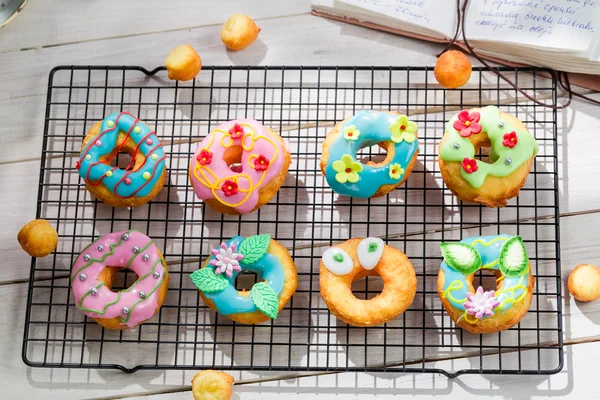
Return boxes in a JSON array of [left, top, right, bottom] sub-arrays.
[[443, 280, 467, 304], [470, 237, 509, 247]]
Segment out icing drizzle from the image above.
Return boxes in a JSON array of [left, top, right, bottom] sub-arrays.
[[439, 106, 538, 188], [324, 111, 419, 198], [190, 119, 287, 213], [440, 235, 531, 324], [190, 235, 285, 318], [77, 112, 167, 198], [70, 230, 167, 328]]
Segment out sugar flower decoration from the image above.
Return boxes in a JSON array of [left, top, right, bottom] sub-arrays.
[[210, 242, 244, 278], [390, 115, 417, 143], [502, 131, 518, 148], [453, 110, 482, 137], [389, 163, 404, 180], [464, 286, 500, 318], [461, 157, 478, 174], [343, 125, 360, 141], [332, 154, 363, 184]]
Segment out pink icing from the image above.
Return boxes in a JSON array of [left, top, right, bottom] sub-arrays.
[[189, 119, 286, 214], [70, 230, 167, 328]]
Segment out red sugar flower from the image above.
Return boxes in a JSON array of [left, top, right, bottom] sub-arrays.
[[502, 131, 518, 148], [462, 158, 478, 174], [196, 149, 213, 165], [222, 180, 238, 196], [253, 154, 270, 171], [453, 110, 482, 138], [75, 160, 81, 169], [228, 123, 245, 139]]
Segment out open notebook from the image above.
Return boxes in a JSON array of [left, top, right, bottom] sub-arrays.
[[312, 0, 600, 76]]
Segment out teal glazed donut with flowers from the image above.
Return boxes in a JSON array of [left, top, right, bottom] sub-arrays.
[[437, 234, 535, 334], [320, 110, 419, 198], [190, 234, 298, 324]]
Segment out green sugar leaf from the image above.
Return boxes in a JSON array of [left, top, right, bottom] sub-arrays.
[[499, 236, 529, 278], [190, 268, 229, 294], [239, 234, 271, 264], [440, 242, 482, 275], [250, 282, 279, 319]]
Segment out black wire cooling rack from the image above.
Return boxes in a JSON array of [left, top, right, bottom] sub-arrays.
[[22, 65, 562, 377]]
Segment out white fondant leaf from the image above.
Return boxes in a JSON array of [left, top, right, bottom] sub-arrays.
[[440, 242, 481, 274], [250, 282, 279, 319], [190, 268, 229, 293], [322, 247, 353, 275], [357, 237, 384, 270], [499, 236, 529, 278]]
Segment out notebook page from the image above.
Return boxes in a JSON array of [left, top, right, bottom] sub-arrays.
[[464, 0, 598, 51], [338, 0, 458, 38]]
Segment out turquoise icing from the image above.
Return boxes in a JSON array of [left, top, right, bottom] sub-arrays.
[[77, 111, 166, 198], [202, 236, 285, 315], [440, 235, 530, 317], [324, 110, 419, 198]]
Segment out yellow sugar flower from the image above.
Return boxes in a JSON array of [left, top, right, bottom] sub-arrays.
[[343, 125, 360, 141], [390, 115, 417, 143], [332, 154, 363, 184], [389, 163, 405, 180]]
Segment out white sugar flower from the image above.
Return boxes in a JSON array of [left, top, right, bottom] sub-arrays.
[[210, 242, 244, 278], [464, 286, 500, 319]]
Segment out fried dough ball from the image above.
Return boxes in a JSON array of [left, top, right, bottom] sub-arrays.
[[434, 50, 472, 89], [191, 370, 234, 400], [568, 264, 600, 302], [166, 44, 202, 81], [18, 219, 58, 257], [221, 14, 260, 51]]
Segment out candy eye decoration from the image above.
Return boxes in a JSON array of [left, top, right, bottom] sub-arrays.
[[357, 237, 384, 270], [322, 247, 353, 275]]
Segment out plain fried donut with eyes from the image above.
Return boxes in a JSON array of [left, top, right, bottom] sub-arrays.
[[320, 238, 417, 327]]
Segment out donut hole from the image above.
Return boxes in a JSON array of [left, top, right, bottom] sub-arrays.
[[234, 270, 259, 292], [98, 266, 138, 292], [356, 142, 390, 165], [351, 273, 384, 300], [108, 152, 135, 170], [223, 145, 244, 173], [469, 269, 502, 293]]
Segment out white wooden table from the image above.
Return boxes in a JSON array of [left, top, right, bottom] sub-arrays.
[[2, 1, 599, 399]]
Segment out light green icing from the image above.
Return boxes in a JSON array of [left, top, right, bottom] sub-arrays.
[[439, 106, 538, 188]]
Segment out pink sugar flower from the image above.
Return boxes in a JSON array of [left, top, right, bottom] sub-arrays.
[[210, 242, 244, 278]]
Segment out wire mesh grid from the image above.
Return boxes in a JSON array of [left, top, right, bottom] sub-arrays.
[[22, 65, 562, 377]]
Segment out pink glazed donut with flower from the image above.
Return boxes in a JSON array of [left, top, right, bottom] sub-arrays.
[[189, 119, 291, 214]]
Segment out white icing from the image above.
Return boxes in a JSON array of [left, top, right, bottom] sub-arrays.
[[357, 237, 384, 270], [322, 247, 353, 275]]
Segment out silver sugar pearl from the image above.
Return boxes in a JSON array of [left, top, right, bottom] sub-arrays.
[[143, 254, 150, 261], [122, 307, 129, 315], [153, 271, 160, 279], [122, 233, 130, 241], [79, 273, 86, 281], [90, 287, 98, 296], [139, 291, 146, 299], [453, 143, 460, 149], [97, 244, 104, 252], [498, 121, 505, 128], [133, 246, 139, 253], [505, 157, 512, 165], [84, 254, 91, 262]]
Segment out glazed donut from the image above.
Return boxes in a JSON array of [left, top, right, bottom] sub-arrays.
[[191, 234, 297, 324], [76, 112, 167, 208], [70, 230, 169, 330], [320, 238, 417, 326], [320, 110, 419, 198], [437, 235, 535, 334], [189, 119, 291, 214], [438, 106, 538, 207]]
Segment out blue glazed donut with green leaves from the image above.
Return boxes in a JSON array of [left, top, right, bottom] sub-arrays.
[[190, 234, 297, 324], [437, 234, 535, 334]]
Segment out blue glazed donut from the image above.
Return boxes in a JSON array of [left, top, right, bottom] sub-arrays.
[[190, 234, 298, 324], [76, 111, 167, 207], [437, 234, 535, 333], [320, 110, 419, 198]]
